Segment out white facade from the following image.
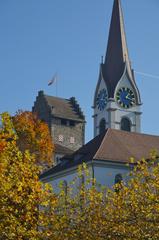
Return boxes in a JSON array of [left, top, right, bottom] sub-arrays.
[[93, 161, 130, 189], [41, 161, 130, 192], [42, 169, 77, 193]]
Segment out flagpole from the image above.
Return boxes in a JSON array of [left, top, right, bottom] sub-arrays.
[[56, 78, 58, 97], [48, 73, 58, 97]]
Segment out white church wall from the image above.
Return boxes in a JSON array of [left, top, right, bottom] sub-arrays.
[[41, 165, 93, 194], [41, 162, 130, 193], [42, 171, 77, 193], [94, 162, 130, 189]]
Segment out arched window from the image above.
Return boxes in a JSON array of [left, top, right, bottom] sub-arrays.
[[121, 117, 131, 132], [99, 119, 106, 134], [115, 174, 123, 185], [114, 174, 123, 193]]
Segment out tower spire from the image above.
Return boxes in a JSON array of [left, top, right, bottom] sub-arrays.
[[102, 0, 134, 98], [93, 0, 141, 137]]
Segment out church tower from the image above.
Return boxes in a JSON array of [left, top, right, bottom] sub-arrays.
[[93, 0, 142, 137]]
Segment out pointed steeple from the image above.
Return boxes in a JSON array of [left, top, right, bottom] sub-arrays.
[[102, 0, 136, 98]]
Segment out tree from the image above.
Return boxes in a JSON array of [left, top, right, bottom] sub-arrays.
[[44, 156, 159, 240], [0, 112, 55, 239], [1, 113, 159, 239], [12, 111, 54, 166]]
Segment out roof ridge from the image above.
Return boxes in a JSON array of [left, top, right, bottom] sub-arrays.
[[45, 94, 68, 101], [112, 128, 159, 138]]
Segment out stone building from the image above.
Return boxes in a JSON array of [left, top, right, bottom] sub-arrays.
[[32, 90, 85, 164]]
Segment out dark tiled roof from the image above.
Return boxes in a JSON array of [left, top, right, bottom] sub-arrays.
[[44, 94, 85, 121], [102, 0, 140, 102], [55, 144, 74, 155], [40, 129, 159, 179]]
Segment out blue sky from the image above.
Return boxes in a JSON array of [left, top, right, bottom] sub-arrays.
[[0, 0, 159, 143]]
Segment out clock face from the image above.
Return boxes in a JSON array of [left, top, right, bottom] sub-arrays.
[[96, 89, 108, 111], [116, 87, 135, 108]]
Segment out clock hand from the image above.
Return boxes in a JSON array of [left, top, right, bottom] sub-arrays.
[[125, 95, 132, 101], [125, 95, 135, 104]]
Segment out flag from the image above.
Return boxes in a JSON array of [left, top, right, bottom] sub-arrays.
[[48, 73, 57, 86]]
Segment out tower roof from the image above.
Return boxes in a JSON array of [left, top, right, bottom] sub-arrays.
[[102, 0, 136, 98], [32, 91, 85, 122]]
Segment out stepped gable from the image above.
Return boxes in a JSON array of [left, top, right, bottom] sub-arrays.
[[34, 90, 85, 122], [45, 95, 85, 121]]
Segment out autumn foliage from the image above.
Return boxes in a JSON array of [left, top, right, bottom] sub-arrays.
[[0, 112, 55, 239], [0, 112, 159, 239], [13, 111, 54, 166]]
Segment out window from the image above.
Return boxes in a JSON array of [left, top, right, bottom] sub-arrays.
[[114, 174, 123, 192], [70, 120, 75, 127], [121, 117, 131, 132], [115, 174, 123, 184], [58, 135, 64, 142], [70, 137, 75, 144], [99, 118, 106, 134], [56, 157, 61, 165], [61, 119, 67, 126]]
